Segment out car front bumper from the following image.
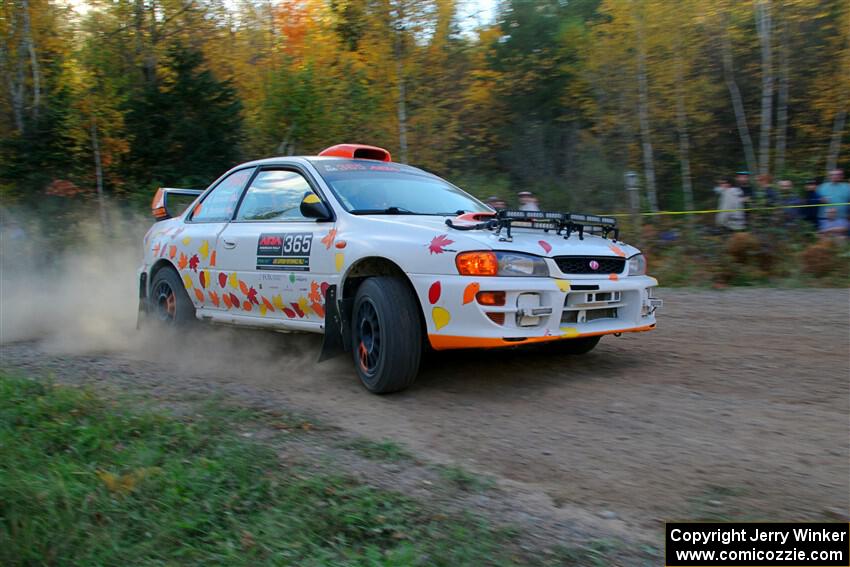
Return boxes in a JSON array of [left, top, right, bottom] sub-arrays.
[[408, 274, 661, 350]]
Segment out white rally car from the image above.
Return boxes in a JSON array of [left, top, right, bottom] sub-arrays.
[[139, 144, 661, 393]]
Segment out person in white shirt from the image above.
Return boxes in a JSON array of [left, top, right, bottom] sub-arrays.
[[714, 177, 746, 231], [517, 191, 540, 212]]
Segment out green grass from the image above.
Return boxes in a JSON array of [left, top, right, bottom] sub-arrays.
[[435, 465, 495, 493], [0, 374, 577, 566], [339, 438, 414, 463], [687, 484, 751, 522]]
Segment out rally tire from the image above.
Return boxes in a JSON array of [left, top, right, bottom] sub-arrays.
[[351, 277, 422, 394], [557, 336, 601, 355], [149, 266, 196, 326]]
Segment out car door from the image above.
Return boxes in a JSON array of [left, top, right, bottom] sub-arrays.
[[213, 166, 336, 324], [168, 167, 255, 313]]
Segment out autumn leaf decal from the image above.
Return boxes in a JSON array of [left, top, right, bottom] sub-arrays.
[[178, 252, 188, 270], [246, 286, 259, 305], [188, 254, 199, 272], [308, 281, 322, 303], [321, 229, 337, 250], [428, 234, 455, 255]]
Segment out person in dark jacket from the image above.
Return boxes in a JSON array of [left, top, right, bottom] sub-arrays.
[[758, 174, 779, 206], [802, 178, 821, 230], [735, 171, 754, 203]]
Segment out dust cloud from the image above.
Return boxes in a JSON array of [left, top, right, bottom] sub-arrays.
[[0, 209, 143, 351], [0, 207, 327, 380]]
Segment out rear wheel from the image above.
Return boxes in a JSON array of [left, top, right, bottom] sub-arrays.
[[149, 267, 195, 326], [351, 277, 422, 394], [556, 336, 600, 355]]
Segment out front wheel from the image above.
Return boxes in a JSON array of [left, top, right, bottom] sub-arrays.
[[556, 335, 600, 355], [351, 277, 422, 394]]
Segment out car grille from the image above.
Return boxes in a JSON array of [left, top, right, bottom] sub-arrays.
[[554, 256, 626, 275]]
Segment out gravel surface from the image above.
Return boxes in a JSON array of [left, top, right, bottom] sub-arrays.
[[2, 288, 848, 549]]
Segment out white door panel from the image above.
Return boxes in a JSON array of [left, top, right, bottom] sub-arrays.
[[212, 167, 338, 324], [214, 221, 337, 321]]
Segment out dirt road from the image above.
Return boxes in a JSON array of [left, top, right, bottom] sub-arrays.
[[2, 289, 848, 544]]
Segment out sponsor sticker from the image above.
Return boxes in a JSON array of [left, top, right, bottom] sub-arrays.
[[257, 232, 313, 271]]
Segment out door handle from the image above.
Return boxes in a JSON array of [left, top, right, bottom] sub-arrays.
[[222, 239, 237, 249]]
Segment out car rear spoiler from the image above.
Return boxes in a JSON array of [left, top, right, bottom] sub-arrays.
[[151, 187, 204, 220]]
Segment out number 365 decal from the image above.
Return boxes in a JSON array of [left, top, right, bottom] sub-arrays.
[[256, 232, 313, 271]]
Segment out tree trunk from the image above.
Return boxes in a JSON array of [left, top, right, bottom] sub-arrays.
[[721, 30, 758, 177], [636, 21, 658, 212], [755, 0, 773, 177], [395, 41, 409, 164], [826, 108, 847, 173], [20, 0, 40, 122], [91, 120, 109, 231], [674, 35, 694, 213], [1, 11, 25, 133], [774, 14, 789, 175]]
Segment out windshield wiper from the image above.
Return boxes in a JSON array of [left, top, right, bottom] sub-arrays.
[[350, 207, 421, 215]]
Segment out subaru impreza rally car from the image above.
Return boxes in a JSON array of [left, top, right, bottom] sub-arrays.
[[139, 143, 661, 393]]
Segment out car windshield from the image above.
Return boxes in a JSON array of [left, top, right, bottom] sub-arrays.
[[312, 159, 490, 215]]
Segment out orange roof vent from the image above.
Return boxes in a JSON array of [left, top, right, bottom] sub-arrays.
[[318, 144, 392, 162]]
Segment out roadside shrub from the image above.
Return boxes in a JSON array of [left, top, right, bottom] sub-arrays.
[[800, 240, 838, 277], [726, 232, 761, 265]]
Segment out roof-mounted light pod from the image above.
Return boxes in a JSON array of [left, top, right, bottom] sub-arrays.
[[318, 144, 392, 162]]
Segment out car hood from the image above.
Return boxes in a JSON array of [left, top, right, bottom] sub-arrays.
[[355, 215, 640, 258]]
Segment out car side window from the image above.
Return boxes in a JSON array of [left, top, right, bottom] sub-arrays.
[[235, 169, 316, 221], [191, 168, 254, 222]]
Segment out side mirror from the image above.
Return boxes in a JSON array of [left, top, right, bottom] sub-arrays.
[[300, 192, 332, 220]]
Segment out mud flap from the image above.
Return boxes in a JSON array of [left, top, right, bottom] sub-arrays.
[[318, 285, 353, 362], [136, 272, 148, 330]]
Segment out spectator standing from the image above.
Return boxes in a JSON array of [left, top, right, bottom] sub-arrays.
[[778, 179, 801, 223], [485, 196, 507, 210], [517, 191, 540, 212], [758, 174, 778, 206], [817, 168, 850, 225], [715, 178, 746, 231], [802, 178, 821, 230], [735, 171, 754, 204], [818, 207, 849, 241]]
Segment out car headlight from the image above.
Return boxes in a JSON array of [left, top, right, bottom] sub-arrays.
[[456, 251, 549, 277], [627, 254, 647, 276]]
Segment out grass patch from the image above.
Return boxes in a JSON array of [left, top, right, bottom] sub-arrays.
[[435, 465, 495, 493], [339, 438, 414, 463], [687, 484, 751, 522], [0, 374, 572, 566]]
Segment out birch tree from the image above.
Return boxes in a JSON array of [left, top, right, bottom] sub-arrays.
[[721, 23, 758, 177], [774, 13, 789, 175], [755, 0, 773, 177], [824, 7, 849, 172], [635, 14, 659, 212]]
